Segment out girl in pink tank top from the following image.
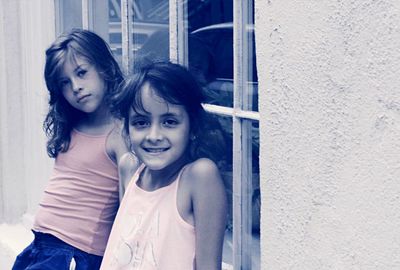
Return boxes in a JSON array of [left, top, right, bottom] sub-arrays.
[[101, 61, 227, 270], [12, 29, 136, 270]]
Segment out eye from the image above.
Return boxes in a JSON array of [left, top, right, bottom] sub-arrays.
[[58, 79, 70, 88], [130, 118, 150, 129], [76, 69, 87, 78], [163, 118, 179, 127]]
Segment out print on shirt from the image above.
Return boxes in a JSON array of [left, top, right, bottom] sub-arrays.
[[110, 211, 160, 269]]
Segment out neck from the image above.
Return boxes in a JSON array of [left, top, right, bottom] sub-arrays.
[[142, 155, 191, 191], [76, 104, 114, 135]]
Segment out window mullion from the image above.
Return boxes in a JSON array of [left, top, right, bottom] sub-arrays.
[[81, 0, 93, 30], [170, 0, 187, 65], [121, 0, 133, 74], [233, 0, 252, 269], [169, 0, 178, 62], [54, 0, 62, 35]]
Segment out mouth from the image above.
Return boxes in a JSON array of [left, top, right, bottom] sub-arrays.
[[77, 94, 90, 103], [143, 147, 169, 153]]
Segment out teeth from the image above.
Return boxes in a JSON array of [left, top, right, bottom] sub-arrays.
[[146, 148, 167, 153]]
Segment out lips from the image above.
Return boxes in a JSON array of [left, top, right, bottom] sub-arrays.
[[77, 94, 90, 103]]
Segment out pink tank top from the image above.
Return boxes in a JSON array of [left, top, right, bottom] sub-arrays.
[[100, 164, 195, 270], [33, 129, 119, 256]]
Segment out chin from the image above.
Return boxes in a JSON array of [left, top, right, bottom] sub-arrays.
[[144, 163, 169, 171], [138, 157, 161, 168], [142, 157, 176, 170]]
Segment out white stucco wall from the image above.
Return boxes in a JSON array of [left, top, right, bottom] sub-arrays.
[[0, 0, 54, 268], [256, 0, 400, 269], [0, 0, 26, 223], [0, 0, 54, 223]]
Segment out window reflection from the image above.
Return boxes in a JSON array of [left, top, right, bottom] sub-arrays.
[[188, 21, 258, 111], [108, 0, 169, 67], [216, 116, 260, 269], [187, 1, 260, 269]]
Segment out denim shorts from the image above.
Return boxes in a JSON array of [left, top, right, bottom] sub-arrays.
[[12, 231, 102, 270]]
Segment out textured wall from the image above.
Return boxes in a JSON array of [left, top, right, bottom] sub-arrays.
[[0, 1, 55, 268], [0, 0, 26, 222], [0, 0, 54, 222], [256, 0, 400, 269]]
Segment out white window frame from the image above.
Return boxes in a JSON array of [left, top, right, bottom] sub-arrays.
[[170, 1, 260, 269]]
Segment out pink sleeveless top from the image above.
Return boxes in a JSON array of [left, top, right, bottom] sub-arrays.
[[33, 129, 119, 256], [100, 164, 195, 270]]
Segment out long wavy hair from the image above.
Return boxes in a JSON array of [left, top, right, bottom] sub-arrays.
[[43, 28, 124, 158], [112, 60, 226, 163]]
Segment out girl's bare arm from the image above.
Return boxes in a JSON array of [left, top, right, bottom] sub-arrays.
[[106, 122, 140, 199], [190, 158, 227, 270], [118, 152, 140, 200]]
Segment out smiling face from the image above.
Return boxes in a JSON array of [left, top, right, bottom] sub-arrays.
[[58, 55, 107, 115], [128, 83, 191, 172]]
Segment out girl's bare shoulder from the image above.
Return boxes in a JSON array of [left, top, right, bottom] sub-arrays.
[[106, 120, 129, 161], [183, 158, 222, 188], [187, 158, 219, 174], [109, 119, 125, 137], [119, 152, 140, 173], [118, 152, 140, 198]]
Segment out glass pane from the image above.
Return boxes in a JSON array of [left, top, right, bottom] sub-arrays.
[[249, 119, 260, 270], [210, 115, 233, 268], [57, 2, 111, 55], [58, 1, 120, 64], [187, 1, 258, 111], [216, 116, 260, 269], [108, 0, 123, 65], [106, 0, 169, 71], [57, 0, 83, 34], [131, 0, 169, 68], [243, 3, 258, 112], [188, 1, 233, 107]]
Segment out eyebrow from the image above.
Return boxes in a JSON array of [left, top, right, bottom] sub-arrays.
[[130, 111, 183, 118], [58, 64, 88, 79], [162, 112, 182, 118], [74, 64, 87, 72]]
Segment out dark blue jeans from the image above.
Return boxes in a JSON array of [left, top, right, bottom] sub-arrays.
[[12, 231, 102, 270]]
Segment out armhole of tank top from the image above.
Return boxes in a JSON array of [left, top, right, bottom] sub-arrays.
[[104, 127, 120, 167], [174, 164, 195, 229], [126, 163, 146, 193]]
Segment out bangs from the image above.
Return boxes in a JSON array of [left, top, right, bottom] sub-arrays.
[[45, 50, 67, 94], [66, 40, 93, 65], [148, 80, 182, 106], [130, 85, 146, 115], [131, 81, 182, 117]]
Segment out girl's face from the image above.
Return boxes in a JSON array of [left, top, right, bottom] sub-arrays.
[[128, 83, 191, 171], [58, 55, 107, 114]]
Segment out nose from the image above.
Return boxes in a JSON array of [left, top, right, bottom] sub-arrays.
[[146, 124, 163, 142], [70, 78, 82, 93]]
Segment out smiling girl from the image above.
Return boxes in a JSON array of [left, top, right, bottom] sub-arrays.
[[101, 61, 227, 270]]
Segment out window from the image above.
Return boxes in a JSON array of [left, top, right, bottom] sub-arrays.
[[183, 1, 260, 268], [57, 1, 260, 268]]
